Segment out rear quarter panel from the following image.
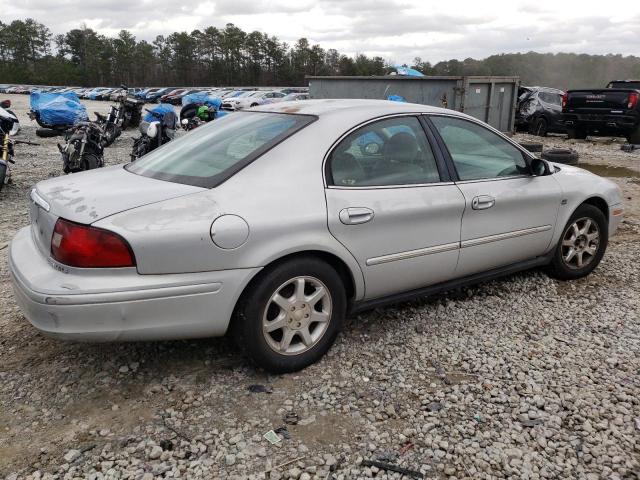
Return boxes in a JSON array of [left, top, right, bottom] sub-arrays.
[[96, 119, 367, 299]]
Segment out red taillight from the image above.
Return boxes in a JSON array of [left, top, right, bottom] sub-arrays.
[[562, 92, 568, 109], [51, 218, 135, 268], [628, 92, 638, 110]]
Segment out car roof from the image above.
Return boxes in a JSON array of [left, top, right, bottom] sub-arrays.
[[525, 86, 564, 94], [253, 99, 453, 118]]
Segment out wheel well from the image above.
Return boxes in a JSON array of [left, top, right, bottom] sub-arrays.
[[234, 250, 356, 312], [582, 197, 609, 220]]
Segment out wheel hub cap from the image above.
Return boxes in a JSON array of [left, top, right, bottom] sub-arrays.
[[561, 217, 600, 269], [262, 276, 332, 355]]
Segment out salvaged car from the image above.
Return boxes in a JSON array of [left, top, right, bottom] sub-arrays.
[[222, 90, 286, 111], [515, 86, 565, 136], [563, 80, 640, 142], [10, 100, 624, 372]]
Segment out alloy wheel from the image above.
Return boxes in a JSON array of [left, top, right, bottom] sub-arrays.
[[561, 217, 600, 269], [262, 276, 332, 355]]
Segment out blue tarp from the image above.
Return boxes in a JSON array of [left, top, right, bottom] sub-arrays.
[[393, 65, 425, 77], [144, 104, 178, 130], [30, 91, 88, 126], [182, 92, 223, 109], [143, 103, 175, 122]]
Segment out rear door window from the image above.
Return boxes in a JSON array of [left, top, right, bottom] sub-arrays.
[[126, 112, 315, 188], [328, 116, 441, 187]]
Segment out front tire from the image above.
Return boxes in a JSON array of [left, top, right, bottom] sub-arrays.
[[547, 204, 608, 280], [103, 124, 121, 146], [233, 258, 346, 373]]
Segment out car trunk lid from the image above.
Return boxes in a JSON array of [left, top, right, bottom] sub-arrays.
[[565, 89, 631, 111], [30, 165, 204, 258]]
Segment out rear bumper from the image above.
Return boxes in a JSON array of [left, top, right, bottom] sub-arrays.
[[562, 113, 639, 133], [9, 226, 260, 342]]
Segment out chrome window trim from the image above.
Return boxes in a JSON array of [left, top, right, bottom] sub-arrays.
[[366, 242, 460, 266], [461, 225, 552, 248], [454, 175, 531, 185], [327, 181, 455, 190], [365, 225, 552, 266], [322, 113, 443, 189]]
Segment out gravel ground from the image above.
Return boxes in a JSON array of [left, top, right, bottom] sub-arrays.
[[1, 94, 639, 480]]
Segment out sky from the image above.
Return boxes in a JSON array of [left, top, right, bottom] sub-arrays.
[[2, 0, 639, 64]]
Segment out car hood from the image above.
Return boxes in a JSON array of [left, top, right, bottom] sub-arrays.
[[33, 165, 205, 224]]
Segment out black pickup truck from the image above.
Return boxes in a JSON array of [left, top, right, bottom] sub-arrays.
[[562, 80, 640, 143]]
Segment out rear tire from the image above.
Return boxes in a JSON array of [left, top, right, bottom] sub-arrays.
[[626, 126, 640, 144], [0, 162, 6, 192], [533, 117, 548, 136], [567, 127, 587, 140], [129, 109, 142, 128], [36, 128, 63, 138], [70, 153, 101, 173], [546, 204, 608, 280], [233, 257, 346, 373]]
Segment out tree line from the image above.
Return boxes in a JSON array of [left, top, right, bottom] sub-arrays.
[[0, 19, 386, 87], [1, 18, 639, 89]]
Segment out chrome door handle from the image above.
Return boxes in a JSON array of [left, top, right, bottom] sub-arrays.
[[339, 207, 375, 225], [472, 195, 495, 210]]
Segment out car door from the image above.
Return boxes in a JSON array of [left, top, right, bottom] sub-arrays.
[[428, 114, 562, 277], [324, 115, 466, 300]]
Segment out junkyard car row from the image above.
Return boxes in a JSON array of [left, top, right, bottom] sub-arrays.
[[0, 92, 638, 479]]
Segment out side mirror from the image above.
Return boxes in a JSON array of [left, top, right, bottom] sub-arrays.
[[530, 157, 551, 176]]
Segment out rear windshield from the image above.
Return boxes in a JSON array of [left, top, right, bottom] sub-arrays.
[[607, 81, 640, 90], [126, 111, 315, 188]]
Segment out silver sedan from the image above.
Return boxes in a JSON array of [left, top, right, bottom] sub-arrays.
[[9, 100, 624, 372]]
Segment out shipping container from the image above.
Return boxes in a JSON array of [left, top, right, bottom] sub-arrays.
[[307, 75, 520, 132]]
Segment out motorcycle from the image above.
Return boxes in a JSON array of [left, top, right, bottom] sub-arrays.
[[130, 107, 177, 161], [94, 86, 145, 146], [94, 106, 122, 146], [57, 121, 106, 173], [1, 100, 37, 191], [180, 104, 227, 131], [113, 85, 144, 130]]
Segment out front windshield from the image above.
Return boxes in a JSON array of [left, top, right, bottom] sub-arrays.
[[126, 111, 316, 188]]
